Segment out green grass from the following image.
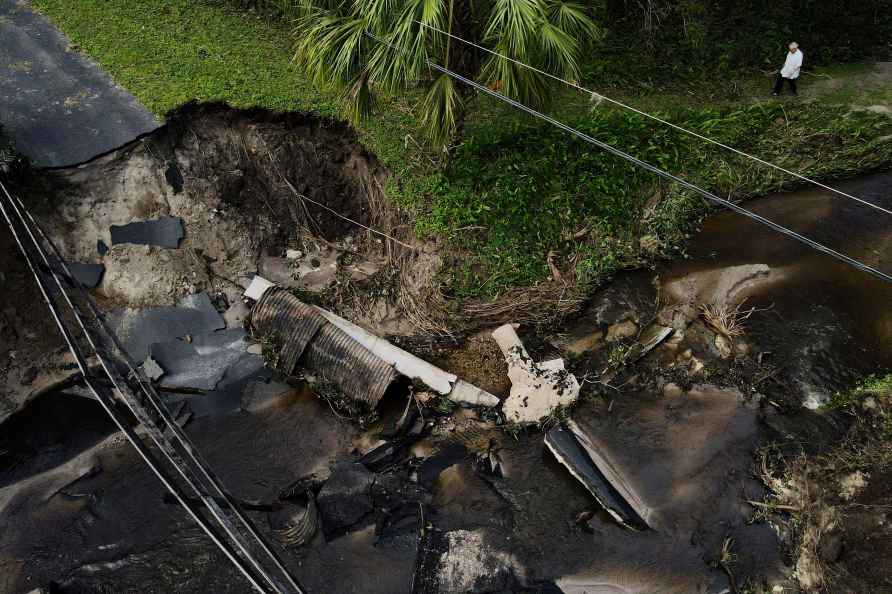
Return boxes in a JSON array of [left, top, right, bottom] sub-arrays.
[[28, 0, 892, 300], [828, 373, 892, 409], [32, 0, 336, 116]]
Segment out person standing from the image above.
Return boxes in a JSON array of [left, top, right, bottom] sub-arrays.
[[773, 42, 803, 96]]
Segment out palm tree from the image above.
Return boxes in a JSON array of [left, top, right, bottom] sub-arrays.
[[292, 0, 599, 147]]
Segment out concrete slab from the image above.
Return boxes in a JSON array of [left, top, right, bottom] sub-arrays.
[[0, 0, 159, 166]]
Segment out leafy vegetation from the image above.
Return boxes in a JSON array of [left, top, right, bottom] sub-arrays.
[[828, 372, 892, 409], [593, 0, 892, 90], [289, 0, 598, 145], [28, 0, 892, 301], [423, 98, 892, 295]]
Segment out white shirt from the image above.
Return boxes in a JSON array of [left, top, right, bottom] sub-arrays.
[[781, 50, 803, 79]]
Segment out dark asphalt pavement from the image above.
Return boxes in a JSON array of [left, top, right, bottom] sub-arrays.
[[0, 0, 158, 166]]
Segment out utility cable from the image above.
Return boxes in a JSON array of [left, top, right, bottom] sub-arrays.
[[366, 32, 892, 285], [415, 20, 892, 217]]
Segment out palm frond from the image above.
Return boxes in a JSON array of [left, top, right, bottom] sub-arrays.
[[480, 50, 551, 106], [366, 0, 446, 92], [293, 11, 367, 90], [421, 73, 464, 148], [538, 21, 580, 80], [547, 1, 599, 39], [343, 70, 375, 123], [484, 0, 543, 56]]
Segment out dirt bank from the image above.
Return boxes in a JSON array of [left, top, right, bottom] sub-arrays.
[[1, 103, 441, 424]]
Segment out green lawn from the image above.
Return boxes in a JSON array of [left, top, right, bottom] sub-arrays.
[[33, 0, 335, 115], [30, 0, 892, 297]]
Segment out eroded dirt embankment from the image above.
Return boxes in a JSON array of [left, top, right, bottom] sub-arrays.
[[1, 103, 440, 424]]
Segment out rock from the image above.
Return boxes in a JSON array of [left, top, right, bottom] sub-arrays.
[[715, 334, 732, 359], [414, 529, 527, 594], [606, 319, 638, 342], [838, 471, 868, 501], [246, 343, 263, 355], [689, 356, 705, 375], [141, 356, 165, 381], [492, 324, 580, 425], [316, 461, 374, 536], [285, 249, 303, 260], [223, 299, 250, 329], [663, 382, 683, 398]]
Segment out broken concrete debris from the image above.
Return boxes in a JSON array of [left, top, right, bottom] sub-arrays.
[[244, 274, 277, 301], [109, 215, 185, 249], [447, 380, 500, 407], [316, 461, 375, 537], [545, 420, 651, 531], [492, 324, 580, 425]]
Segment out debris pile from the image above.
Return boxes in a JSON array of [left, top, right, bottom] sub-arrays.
[[246, 281, 499, 411], [492, 323, 580, 424]]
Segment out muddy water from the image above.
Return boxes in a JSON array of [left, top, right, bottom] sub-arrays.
[[664, 173, 892, 365]]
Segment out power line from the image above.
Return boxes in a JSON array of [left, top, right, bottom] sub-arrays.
[[365, 32, 892, 285], [414, 20, 892, 217]]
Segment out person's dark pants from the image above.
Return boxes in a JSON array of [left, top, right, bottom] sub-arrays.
[[773, 75, 797, 95]]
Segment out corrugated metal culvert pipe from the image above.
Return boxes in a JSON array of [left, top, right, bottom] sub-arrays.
[[248, 288, 398, 410]]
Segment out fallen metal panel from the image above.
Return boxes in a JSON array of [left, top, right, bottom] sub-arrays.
[[545, 420, 651, 530], [150, 328, 251, 391], [108, 292, 226, 361], [110, 215, 184, 249]]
